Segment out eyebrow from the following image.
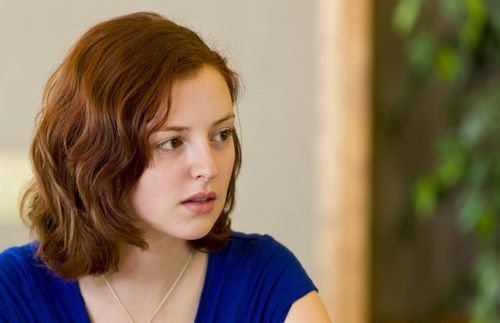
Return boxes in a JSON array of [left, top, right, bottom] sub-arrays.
[[158, 113, 235, 132]]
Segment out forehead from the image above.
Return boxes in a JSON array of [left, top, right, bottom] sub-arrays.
[[163, 66, 234, 125]]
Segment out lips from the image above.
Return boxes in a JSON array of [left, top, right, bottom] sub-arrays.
[[181, 191, 217, 214]]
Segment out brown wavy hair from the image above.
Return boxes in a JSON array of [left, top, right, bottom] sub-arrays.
[[20, 12, 241, 279]]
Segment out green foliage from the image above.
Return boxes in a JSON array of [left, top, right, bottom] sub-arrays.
[[440, 0, 465, 23], [408, 31, 436, 75], [393, 0, 500, 320], [393, 0, 425, 36], [436, 44, 461, 82], [471, 252, 500, 323]]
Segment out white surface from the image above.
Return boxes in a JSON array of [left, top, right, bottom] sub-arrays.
[[0, 225, 29, 252], [0, 150, 31, 225]]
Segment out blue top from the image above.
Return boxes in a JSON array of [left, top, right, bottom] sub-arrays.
[[0, 232, 317, 322]]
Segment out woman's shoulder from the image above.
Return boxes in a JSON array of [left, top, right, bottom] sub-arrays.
[[0, 242, 39, 277], [0, 241, 48, 290], [223, 231, 304, 267], [224, 231, 312, 281], [225, 231, 291, 255], [197, 231, 317, 322], [0, 242, 90, 322], [0, 242, 40, 321], [1, 242, 36, 257]]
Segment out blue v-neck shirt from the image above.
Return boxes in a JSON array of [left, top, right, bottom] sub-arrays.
[[0, 232, 317, 322]]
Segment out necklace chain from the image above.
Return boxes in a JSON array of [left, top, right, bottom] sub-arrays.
[[104, 250, 194, 323]]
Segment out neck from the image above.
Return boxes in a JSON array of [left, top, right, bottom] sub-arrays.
[[78, 230, 199, 323], [111, 231, 192, 287]]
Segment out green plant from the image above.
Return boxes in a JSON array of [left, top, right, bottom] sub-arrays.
[[393, 0, 500, 321]]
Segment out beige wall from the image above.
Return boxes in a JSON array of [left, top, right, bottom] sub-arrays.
[[0, 0, 317, 281]]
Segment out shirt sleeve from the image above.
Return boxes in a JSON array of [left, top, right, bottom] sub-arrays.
[[0, 246, 36, 323], [246, 235, 318, 323]]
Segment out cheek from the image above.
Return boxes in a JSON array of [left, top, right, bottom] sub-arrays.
[[130, 175, 154, 216], [130, 168, 174, 214]]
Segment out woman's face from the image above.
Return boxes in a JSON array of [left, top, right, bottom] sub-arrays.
[[130, 66, 236, 241]]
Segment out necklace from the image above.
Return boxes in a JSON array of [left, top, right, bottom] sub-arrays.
[[103, 249, 194, 323]]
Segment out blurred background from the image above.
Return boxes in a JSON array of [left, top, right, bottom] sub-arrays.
[[373, 0, 500, 322], [1, 0, 499, 322]]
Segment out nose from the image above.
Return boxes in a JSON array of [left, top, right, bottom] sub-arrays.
[[189, 141, 219, 181]]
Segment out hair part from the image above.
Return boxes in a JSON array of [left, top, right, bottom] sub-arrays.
[[20, 12, 241, 279]]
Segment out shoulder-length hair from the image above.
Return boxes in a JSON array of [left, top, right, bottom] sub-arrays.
[[20, 12, 241, 279]]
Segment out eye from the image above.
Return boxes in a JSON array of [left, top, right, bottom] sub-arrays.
[[214, 128, 233, 143], [158, 138, 183, 151]]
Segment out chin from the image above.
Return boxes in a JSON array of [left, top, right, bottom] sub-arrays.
[[174, 216, 220, 241], [176, 226, 214, 241], [177, 207, 224, 241]]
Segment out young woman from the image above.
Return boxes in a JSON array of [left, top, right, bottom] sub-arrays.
[[0, 12, 330, 322]]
